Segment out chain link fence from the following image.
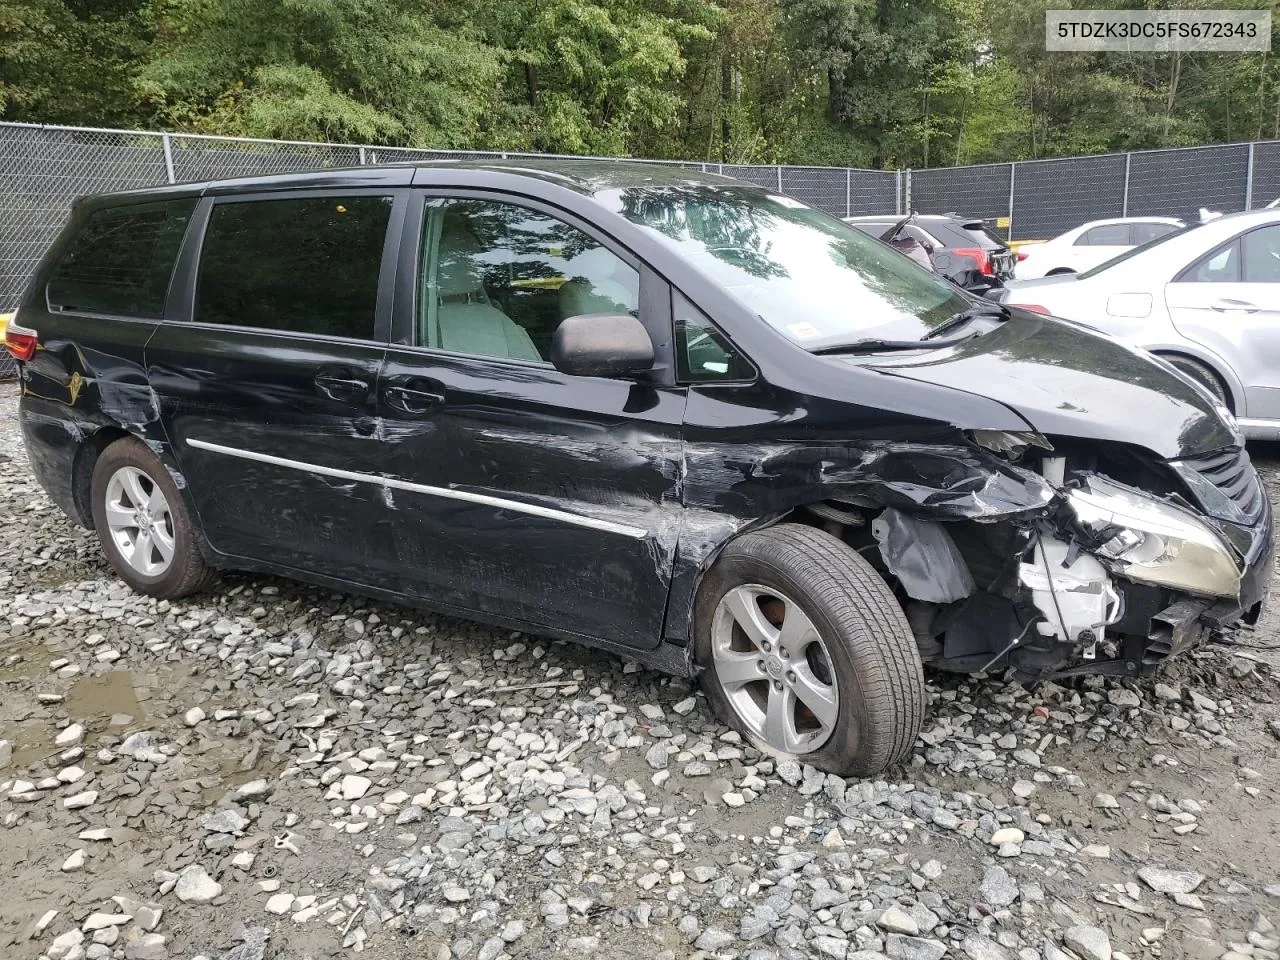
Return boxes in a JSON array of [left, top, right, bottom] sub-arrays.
[[911, 141, 1272, 243], [4, 120, 1280, 378], [0, 122, 902, 377]]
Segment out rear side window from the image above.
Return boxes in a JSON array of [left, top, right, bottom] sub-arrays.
[[47, 198, 196, 317], [197, 195, 393, 339], [1182, 240, 1241, 282]]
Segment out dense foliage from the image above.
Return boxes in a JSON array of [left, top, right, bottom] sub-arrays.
[[3, 0, 1279, 168]]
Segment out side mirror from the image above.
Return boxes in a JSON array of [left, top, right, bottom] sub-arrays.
[[550, 314, 654, 378]]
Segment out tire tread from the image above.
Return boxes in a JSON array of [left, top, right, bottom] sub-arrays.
[[705, 522, 925, 776]]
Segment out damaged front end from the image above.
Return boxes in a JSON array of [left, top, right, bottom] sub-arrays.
[[830, 436, 1272, 682]]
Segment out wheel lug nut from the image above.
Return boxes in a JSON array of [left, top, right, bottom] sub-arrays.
[[757, 660, 766, 672], [786, 671, 796, 683], [761, 641, 771, 652], [773, 680, 783, 691], [780, 648, 789, 659]]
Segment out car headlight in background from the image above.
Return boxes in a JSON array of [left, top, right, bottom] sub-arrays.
[[1068, 475, 1241, 599]]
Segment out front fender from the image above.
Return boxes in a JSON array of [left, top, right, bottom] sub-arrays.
[[661, 440, 1056, 645]]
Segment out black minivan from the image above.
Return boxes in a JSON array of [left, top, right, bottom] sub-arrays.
[[8, 162, 1272, 776]]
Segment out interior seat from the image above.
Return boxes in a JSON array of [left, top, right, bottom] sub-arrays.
[[436, 219, 541, 362]]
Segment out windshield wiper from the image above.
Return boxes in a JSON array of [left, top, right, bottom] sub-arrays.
[[922, 303, 1010, 340], [812, 333, 977, 355]]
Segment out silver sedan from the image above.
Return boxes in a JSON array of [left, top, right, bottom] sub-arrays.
[[1002, 209, 1280, 439]]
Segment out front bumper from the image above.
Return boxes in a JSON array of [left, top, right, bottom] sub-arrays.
[[1053, 495, 1272, 679]]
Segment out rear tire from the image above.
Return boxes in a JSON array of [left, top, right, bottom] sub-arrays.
[[694, 523, 926, 778], [1156, 353, 1231, 410], [91, 437, 216, 599], [1046, 267, 1077, 276]]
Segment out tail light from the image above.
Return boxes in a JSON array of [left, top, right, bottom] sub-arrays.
[[1016, 252, 1029, 262], [953, 247, 993, 276], [3, 315, 38, 361], [1011, 303, 1050, 314]]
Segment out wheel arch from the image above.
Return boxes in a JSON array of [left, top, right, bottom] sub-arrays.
[[665, 498, 892, 649], [70, 425, 132, 527], [1145, 344, 1243, 413], [75, 427, 211, 562]]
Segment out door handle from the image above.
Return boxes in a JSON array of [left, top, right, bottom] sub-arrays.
[[384, 380, 445, 414], [1211, 298, 1259, 313], [314, 370, 370, 401]]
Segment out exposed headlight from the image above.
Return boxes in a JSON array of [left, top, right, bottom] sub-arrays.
[[1068, 475, 1240, 598]]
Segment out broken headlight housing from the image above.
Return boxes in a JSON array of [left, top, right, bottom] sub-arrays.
[[1067, 475, 1241, 599]]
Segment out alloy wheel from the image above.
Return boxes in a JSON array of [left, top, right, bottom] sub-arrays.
[[710, 583, 840, 754], [103, 465, 175, 578]]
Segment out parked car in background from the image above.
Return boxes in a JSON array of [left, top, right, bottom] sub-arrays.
[[844, 213, 1016, 292], [1014, 217, 1184, 279], [999, 210, 1280, 438], [7, 164, 1271, 778]]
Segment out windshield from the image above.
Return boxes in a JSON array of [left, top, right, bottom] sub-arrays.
[[596, 184, 969, 348], [1078, 222, 1199, 278]]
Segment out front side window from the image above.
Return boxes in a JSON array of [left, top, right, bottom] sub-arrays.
[[420, 199, 640, 363], [1079, 223, 1197, 279], [1133, 222, 1178, 244], [47, 198, 196, 317], [196, 195, 393, 339], [598, 185, 968, 349], [1076, 224, 1131, 246], [1242, 225, 1280, 282], [675, 294, 753, 382]]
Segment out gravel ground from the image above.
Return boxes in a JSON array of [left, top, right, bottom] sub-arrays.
[[2, 380, 1279, 960]]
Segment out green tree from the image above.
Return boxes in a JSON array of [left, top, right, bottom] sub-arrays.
[[0, 0, 148, 125], [137, 0, 503, 145], [468, 0, 721, 155]]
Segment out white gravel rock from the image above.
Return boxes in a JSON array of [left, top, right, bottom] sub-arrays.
[[54, 724, 84, 747], [173, 864, 222, 903], [1064, 926, 1112, 960], [1137, 866, 1205, 894], [340, 774, 372, 800], [990, 828, 1025, 846], [877, 904, 921, 935]]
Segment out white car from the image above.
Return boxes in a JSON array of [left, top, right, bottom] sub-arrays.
[[1001, 209, 1280, 438], [1014, 217, 1185, 279]]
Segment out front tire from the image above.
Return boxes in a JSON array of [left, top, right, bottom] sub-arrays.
[[91, 437, 215, 598], [695, 523, 925, 777]]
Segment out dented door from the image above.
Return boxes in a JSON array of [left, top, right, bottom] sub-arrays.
[[377, 351, 685, 648], [377, 190, 686, 649], [148, 190, 404, 583]]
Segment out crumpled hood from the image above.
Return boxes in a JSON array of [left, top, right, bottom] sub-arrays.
[[860, 314, 1236, 459]]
